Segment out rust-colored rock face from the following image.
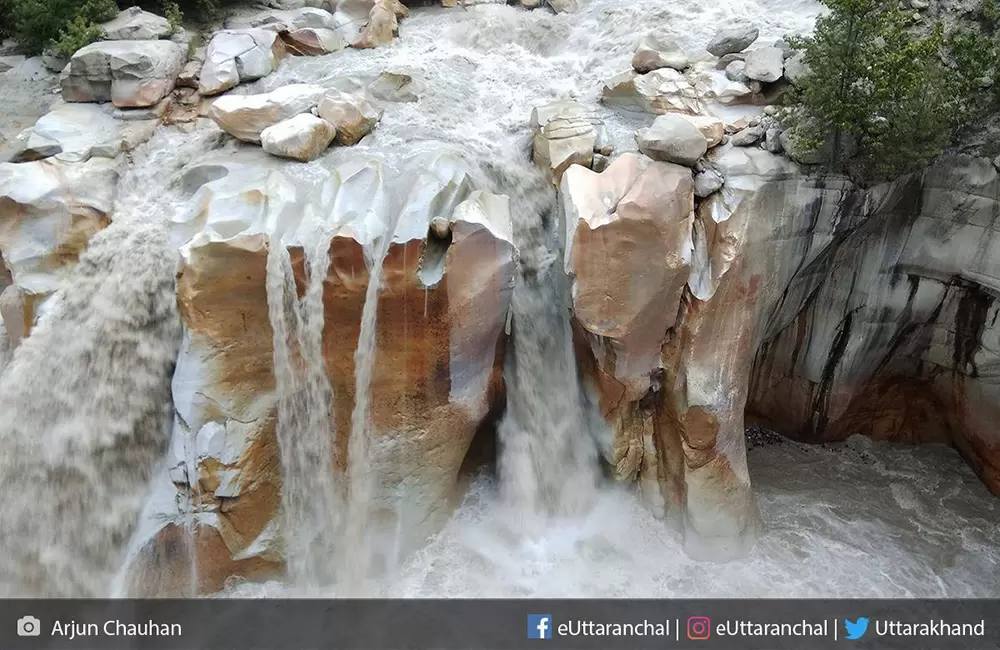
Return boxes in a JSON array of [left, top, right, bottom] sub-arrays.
[[123, 152, 516, 593]]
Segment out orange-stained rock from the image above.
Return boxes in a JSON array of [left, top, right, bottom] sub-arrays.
[[124, 151, 516, 593]]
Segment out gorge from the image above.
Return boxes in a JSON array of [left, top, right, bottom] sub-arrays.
[[0, 0, 998, 600]]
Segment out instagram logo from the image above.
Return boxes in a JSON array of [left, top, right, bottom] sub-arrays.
[[687, 616, 711, 640]]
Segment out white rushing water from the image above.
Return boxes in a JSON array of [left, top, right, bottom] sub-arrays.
[[0, 224, 181, 597], [2, 0, 999, 601]]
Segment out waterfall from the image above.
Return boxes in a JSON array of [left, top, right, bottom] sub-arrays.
[[490, 162, 602, 533], [0, 223, 180, 597], [338, 228, 394, 595], [266, 232, 341, 591]]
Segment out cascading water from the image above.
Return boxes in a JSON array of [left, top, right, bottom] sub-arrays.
[[266, 232, 341, 591], [0, 224, 181, 597]]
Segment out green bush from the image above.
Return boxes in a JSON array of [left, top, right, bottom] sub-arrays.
[[52, 13, 106, 57], [9, 0, 116, 54], [787, 0, 955, 180]]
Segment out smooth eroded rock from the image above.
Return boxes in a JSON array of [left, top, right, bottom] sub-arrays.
[[61, 40, 186, 108], [636, 114, 708, 167], [209, 83, 326, 143], [706, 25, 760, 57], [316, 91, 383, 145], [260, 113, 337, 161], [632, 34, 689, 73], [199, 29, 287, 96]]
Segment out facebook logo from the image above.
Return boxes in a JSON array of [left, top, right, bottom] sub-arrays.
[[527, 614, 553, 639]]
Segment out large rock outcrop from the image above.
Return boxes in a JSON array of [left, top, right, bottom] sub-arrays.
[[121, 149, 516, 594], [562, 145, 1000, 562]]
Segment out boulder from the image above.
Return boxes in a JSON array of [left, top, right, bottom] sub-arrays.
[[61, 40, 186, 108], [764, 127, 783, 153], [743, 47, 784, 83], [783, 51, 810, 85], [693, 167, 724, 197], [731, 125, 765, 147], [636, 113, 707, 167], [725, 59, 747, 82], [208, 83, 326, 143], [125, 150, 516, 594], [530, 100, 604, 184], [316, 91, 383, 145], [282, 28, 346, 55], [333, 0, 375, 43], [706, 25, 759, 57], [691, 70, 753, 105], [676, 114, 724, 148], [199, 29, 288, 96], [101, 7, 173, 41], [251, 6, 341, 31], [548, 0, 579, 11], [715, 53, 745, 69], [261, 114, 337, 161], [632, 34, 689, 73], [354, 0, 399, 48], [0, 157, 118, 295], [368, 70, 422, 102], [601, 68, 704, 115], [10, 103, 124, 162]]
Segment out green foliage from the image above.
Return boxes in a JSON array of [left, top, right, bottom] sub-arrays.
[[788, 0, 955, 180], [9, 0, 116, 54], [161, 0, 183, 33], [52, 12, 105, 57], [0, 0, 13, 38]]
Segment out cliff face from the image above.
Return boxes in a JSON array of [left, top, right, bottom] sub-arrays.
[[747, 155, 1000, 496], [564, 147, 1000, 561]]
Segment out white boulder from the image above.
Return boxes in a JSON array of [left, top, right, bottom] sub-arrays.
[[199, 29, 287, 96], [261, 114, 337, 161], [208, 83, 326, 143], [101, 7, 173, 41], [61, 40, 186, 108], [636, 114, 708, 167]]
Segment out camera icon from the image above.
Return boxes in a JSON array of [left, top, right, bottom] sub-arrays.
[[17, 616, 42, 637], [687, 616, 711, 640]]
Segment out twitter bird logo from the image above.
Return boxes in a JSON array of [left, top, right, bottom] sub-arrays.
[[844, 617, 870, 640]]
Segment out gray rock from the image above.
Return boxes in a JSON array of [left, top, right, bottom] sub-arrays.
[[693, 167, 724, 197], [993, 155, 1000, 171], [765, 128, 783, 153], [9, 133, 62, 162], [41, 50, 69, 73], [632, 34, 689, 73], [636, 113, 708, 167], [715, 53, 745, 70], [548, 0, 579, 12], [101, 7, 173, 41], [744, 47, 784, 83], [731, 125, 765, 147], [260, 113, 336, 161], [61, 40, 186, 108], [706, 25, 759, 57], [591, 153, 610, 173], [368, 70, 423, 103], [783, 51, 810, 85], [199, 29, 285, 96], [725, 60, 747, 82]]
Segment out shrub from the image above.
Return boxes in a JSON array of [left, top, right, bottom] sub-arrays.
[[161, 0, 183, 33], [9, 0, 117, 54], [52, 13, 106, 58], [787, 0, 956, 181]]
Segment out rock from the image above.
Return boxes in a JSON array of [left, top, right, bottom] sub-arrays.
[[11, 102, 124, 162], [61, 40, 186, 108], [530, 100, 604, 184], [730, 125, 765, 147], [993, 155, 1000, 171], [632, 34, 689, 73], [332, 0, 375, 43], [252, 6, 341, 31], [690, 69, 753, 105], [126, 151, 517, 594], [208, 83, 326, 143], [715, 53, 745, 70], [260, 113, 336, 161], [199, 30, 287, 96], [548, 0, 579, 12], [316, 91, 383, 145], [282, 28, 346, 55], [354, 0, 399, 48], [101, 7, 173, 41], [676, 114, 724, 148], [591, 153, 609, 172], [41, 50, 69, 73], [765, 127, 783, 153], [783, 51, 810, 85], [0, 157, 118, 295], [368, 70, 421, 102], [0, 55, 24, 73], [743, 47, 784, 83], [601, 68, 704, 115], [636, 113, 708, 167], [706, 25, 759, 57], [693, 167, 724, 197], [0, 284, 30, 347], [724, 60, 747, 82]]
